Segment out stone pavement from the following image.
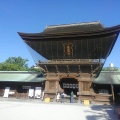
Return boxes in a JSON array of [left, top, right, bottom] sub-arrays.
[[0, 98, 119, 120]]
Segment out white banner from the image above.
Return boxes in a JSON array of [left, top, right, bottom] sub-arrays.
[[3, 87, 10, 98], [28, 89, 34, 97], [35, 87, 41, 98]]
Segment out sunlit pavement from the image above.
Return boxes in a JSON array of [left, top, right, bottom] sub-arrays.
[[0, 98, 118, 120]]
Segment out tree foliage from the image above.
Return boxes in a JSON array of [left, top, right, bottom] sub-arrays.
[[28, 66, 41, 72], [102, 67, 118, 71], [0, 56, 29, 71]]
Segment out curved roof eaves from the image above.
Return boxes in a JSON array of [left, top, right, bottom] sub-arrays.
[[18, 25, 120, 41], [93, 71, 120, 84]]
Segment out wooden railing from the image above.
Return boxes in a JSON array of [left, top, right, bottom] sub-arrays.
[[38, 59, 105, 64]]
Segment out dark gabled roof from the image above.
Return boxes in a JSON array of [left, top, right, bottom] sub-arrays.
[[0, 71, 46, 82], [43, 21, 104, 34], [18, 23, 120, 40], [18, 22, 120, 61], [93, 70, 120, 84]]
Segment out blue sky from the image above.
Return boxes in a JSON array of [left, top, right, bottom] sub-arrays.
[[0, 0, 120, 67]]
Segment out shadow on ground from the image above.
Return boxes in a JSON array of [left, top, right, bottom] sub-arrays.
[[84, 105, 118, 120]]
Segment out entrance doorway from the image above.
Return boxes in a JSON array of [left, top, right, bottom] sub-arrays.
[[59, 78, 78, 96]]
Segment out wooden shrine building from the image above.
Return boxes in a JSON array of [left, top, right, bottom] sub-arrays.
[[0, 71, 45, 99], [18, 21, 120, 103]]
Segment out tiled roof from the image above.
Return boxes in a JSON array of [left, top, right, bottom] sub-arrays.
[[93, 70, 120, 84], [0, 71, 45, 82], [43, 21, 104, 34]]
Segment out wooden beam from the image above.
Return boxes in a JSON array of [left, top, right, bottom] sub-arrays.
[[55, 65, 59, 72], [55, 65, 59, 75], [44, 65, 49, 73], [78, 65, 81, 73], [66, 65, 70, 76]]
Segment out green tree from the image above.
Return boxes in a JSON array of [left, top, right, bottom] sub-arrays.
[[0, 56, 28, 71], [102, 67, 118, 71], [28, 65, 41, 72]]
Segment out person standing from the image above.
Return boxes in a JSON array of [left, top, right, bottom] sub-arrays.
[[61, 92, 64, 103], [70, 91, 74, 103], [56, 93, 60, 102]]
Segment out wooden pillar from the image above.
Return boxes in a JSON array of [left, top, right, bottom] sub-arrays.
[[111, 84, 115, 104], [44, 76, 60, 100], [44, 81, 49, 92], [55, 80, 59, 94], [111, 84, 115, 113], [77, 78, 83, 103]]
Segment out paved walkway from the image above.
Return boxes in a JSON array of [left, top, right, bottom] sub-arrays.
[[0, 98, 119, 120]]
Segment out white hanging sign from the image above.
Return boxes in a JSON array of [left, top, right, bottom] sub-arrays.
[[28, 89, 34, 97], [3, 87, 10, 98], [35, 87, 41, 98]]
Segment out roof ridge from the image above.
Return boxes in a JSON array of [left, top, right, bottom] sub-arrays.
[[46, 21, 101, 29]]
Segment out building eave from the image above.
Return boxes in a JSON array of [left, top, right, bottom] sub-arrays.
[[18, 25, 120, 40]]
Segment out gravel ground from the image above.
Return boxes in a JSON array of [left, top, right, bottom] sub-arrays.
[[0, 99, 118, 120]]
